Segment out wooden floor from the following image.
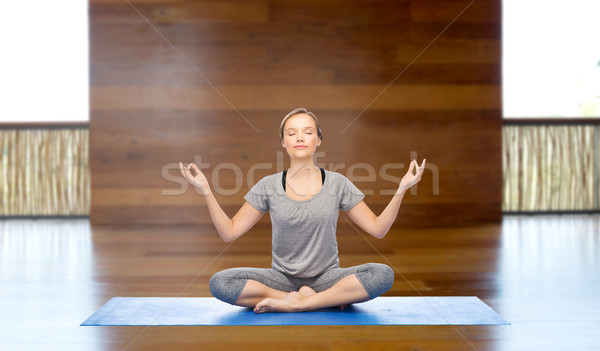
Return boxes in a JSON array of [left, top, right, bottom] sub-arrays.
[[1, 215, 599, 350]]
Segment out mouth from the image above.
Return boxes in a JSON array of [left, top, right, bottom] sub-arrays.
[[294, 145, 308, 149]]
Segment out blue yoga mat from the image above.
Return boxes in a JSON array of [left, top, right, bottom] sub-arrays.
[[81, 297, 509, 326]]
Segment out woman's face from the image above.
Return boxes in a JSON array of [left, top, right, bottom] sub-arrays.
[[281, 113, 321, 158]]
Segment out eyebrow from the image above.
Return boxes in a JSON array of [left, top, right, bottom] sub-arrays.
[[285, 126, 316, 132]]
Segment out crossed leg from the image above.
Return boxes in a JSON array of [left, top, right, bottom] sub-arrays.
[[233, 279, 289, 308], [211, 263, 393, 313], [235, 274, 370, 313]]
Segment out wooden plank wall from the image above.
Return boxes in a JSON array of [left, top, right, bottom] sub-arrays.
[[90, 0, 502, 226]]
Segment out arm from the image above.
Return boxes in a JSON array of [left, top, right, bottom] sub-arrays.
[[346, 159, 426, 239], [180, 162, 264, 242]]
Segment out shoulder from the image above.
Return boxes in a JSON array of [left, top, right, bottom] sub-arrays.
[[265, 171, 284, 183], [323, 169, 351, 184], [323, 169, 363, 196], [249, 171, 283, 189]]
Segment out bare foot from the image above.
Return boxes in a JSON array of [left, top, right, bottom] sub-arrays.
[[254, 291, 305, 313]]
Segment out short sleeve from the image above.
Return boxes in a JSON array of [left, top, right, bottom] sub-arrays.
[[244, 177, 270, 213], [340, 175, 365, 211]]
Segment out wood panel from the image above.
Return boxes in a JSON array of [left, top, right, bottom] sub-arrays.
[[91, 85, 500, 110], [90, 1, 269, 23], [90, 0, 502, 225]]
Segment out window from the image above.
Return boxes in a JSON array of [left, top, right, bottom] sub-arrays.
[[502, 0, 600, 212], [0, 2, 88, 123], [502, 0, 600, 118]]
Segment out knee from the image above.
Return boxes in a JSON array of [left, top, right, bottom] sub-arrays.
[[359, 263, 394, 298], [378, 264, 395, 292], [209, 270, 245, 305], [208, 272, 226, 300], [371, 263, 394, 290]]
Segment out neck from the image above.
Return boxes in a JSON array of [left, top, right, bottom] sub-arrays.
[[288, 158, 318, 177]]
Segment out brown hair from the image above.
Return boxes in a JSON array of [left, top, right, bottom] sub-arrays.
[[279, 108, 323, 141]]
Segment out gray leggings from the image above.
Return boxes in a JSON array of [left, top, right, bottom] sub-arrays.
[[209, 263, 394, 305]]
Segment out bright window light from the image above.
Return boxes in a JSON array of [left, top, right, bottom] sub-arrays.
[[503, 0, 600, 117], [0, 2, 88, 123]]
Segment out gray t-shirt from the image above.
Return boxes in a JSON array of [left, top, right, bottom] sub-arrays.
[[244, 170, 365, 278]]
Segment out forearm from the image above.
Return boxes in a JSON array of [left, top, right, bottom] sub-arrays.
[[348, 159, 425, 239], [180, 161, 245, 242], [203, 189, 236, 242], [373, 186, 407, 239]]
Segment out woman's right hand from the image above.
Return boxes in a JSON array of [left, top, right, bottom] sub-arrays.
[[179, 162, 210, 195]]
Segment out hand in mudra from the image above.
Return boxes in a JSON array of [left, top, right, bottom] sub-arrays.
[[179, 162, 210, 195], [399, 159, 426, 193]]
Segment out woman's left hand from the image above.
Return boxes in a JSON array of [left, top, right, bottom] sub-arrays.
[[398, 159, 426, 194]]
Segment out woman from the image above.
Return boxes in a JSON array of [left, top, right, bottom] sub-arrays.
[[179, 108, 426, 313]]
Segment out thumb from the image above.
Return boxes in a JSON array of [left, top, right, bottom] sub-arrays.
[[408, 160, 415, 174], [192, 163, 202, 175], [179, 162, 189, 179]]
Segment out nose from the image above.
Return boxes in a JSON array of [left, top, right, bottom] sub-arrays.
[[296, 134, 304, 142]]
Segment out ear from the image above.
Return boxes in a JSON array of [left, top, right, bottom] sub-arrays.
[[317, 137, 322, 147], [282, 140, 286, 148]]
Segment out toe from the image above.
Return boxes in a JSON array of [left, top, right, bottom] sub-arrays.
[[253, 299, 269, 313]]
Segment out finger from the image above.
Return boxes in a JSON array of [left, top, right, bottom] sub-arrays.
[[412, 159, 424, 174], [182, 163, 194, 176], [192, 163, 201, 174], [421, 159, 427, 168], [417, 160, 426, 174], [180, 167, 190, 180], [179, 162, 187, 176], [412, 160, 419, 174], [186, 163, 195, 175], [407, 160, 415, 174]]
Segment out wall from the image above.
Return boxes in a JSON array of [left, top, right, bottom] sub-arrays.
[[90, 0, 501, 226]]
